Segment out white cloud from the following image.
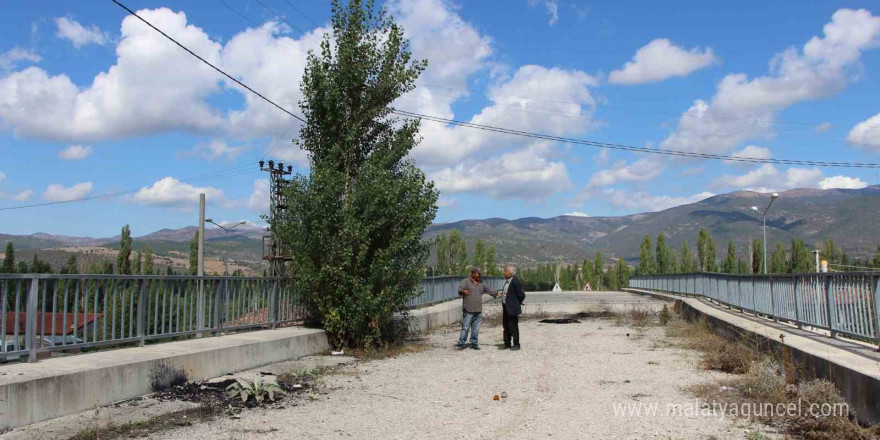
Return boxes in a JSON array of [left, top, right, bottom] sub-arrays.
[[814, 122, 832, 134], [411, 65, 598, 166], [0, 47, 41, 72], [43, 182, 93, 202], [587, 157, 665, 188], [712, 164, 824, 192], [247, 179, 269, 213], [0, 172, 5, 182], [726, 145, 771, 167], [429, 143, 572, 199], [55, 17, 110, 48], [179, 139, 247, 161], [846, 113, 880, 151], [609, 38, 717, 85], [436, 196, 459, 209], [818, 175, 868, 189], [603, 189, 714, 212], [58, 145, 93, 160], [129, 177, 227, 209], [563, 211, 589, 217], [1, 8, 226, 142], [12, 190, 33, 202], [662, 9, 880, 156], [527, 1, 559, 26]]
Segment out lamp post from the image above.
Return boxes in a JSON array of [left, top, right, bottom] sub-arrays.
[[751, 192, 779, 275], [205, 219, 246, 275]]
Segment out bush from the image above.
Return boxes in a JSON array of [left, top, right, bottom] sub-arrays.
[[786, 379, 876, 440], [226, 375, 286, 404]]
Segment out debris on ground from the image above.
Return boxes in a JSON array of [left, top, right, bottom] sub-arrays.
[[539, 318, 581, 324]]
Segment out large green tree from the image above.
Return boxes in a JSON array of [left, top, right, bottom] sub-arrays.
[[789, 239, 813, 273], [679, 240, 694, 273], [485, 244, 499, 276], [751, 238, 764, 274], [2, 242, 14, 273], [144, 246, 155, 275], [638, 235, 653, 275], [697, 228, 717, 272], [117, 225, 133, 275], [189, 231, 199, 275], [722, 240, 737, 274], [435, 234, 450, 275], [275, 0, 438, 347], [655, 234, 671, 274], [472, 239, 486, 270], [770, 243, 787, 274]]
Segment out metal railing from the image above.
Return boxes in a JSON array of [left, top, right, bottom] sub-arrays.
[[0, 274, 305, 363], [411, 276, 506, 308], [0, 274, 504, 363], [629, 273, 880, 347]]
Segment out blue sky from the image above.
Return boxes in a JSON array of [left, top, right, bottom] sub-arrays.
[[1, 0, 879, 237]]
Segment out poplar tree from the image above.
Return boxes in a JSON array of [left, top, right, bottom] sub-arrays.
[[117, 224, 133, 275], [2, 242, 14, 273], [638, 235, 653, 275], [275, 0, 438, 347]]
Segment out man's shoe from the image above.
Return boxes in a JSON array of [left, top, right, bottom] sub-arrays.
[[511, 345, 521, 351], [456, 344, 466, 350], [471, 344, 480, 350], [499, 344, 511, 350]]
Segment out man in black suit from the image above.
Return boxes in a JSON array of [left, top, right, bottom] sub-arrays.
[[500, 265, 526, 350]]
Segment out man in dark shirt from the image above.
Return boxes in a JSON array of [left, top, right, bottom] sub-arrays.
[[500, 265, 526, 350], [457, 267, 498, 350]]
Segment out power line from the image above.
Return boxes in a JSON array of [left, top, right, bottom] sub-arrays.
[[215, 0, 260, 27], [107, 0, 880, 171], [109, 0, 305, 124], [281, 0, 319, 27], [391, 109, 880, 169], [251, 0, 309, 35], [0, 165, 260, 212]]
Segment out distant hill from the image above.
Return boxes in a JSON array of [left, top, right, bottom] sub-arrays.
[[3, 185, 880, 269], [425, 185, 880, 265]]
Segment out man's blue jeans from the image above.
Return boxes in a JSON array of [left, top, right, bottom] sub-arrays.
[[458, 310, 482, 347]]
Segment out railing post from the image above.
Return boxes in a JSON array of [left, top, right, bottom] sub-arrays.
[[769, 276, 777, 322], [824, 275, 837, 338], [25, 278, 39, 363], [197, 277, 205, 335], [794, 278, 803, 329], [269, 279, 278, 329], [872, 276, 880, 350], [137, 279, 147, 347], [213, 280, 224, 336]]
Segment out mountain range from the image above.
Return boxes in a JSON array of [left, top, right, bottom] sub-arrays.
[[3, 185, 880, 269]]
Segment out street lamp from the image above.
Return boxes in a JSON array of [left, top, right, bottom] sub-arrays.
[[750, 192, 779, 275], [205, 218, 247, 275]]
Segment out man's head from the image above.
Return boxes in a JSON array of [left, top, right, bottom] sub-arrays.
[[470, 267, 482, 282], [504, 265, 516, 279]]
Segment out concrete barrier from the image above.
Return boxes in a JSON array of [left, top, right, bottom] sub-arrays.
[[625, 288, 880, 425], [0, 327, 329, 430]]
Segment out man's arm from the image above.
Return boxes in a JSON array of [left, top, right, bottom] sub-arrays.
[[514, 278, 526, 303], [458, 279, 470, 296]]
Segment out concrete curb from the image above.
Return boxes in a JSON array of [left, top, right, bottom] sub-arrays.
[[0, 327, 329, 430]]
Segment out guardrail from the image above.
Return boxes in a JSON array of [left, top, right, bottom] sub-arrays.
[[629, 273, 880, 347], [411, 276, 505, 308], [0, 274, 504, 363], [0, 275, 305, 363]]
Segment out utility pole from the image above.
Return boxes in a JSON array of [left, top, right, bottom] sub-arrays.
[[205, 219, 245, 275], [197, 193, 205, 332], [259, 160, 293, 276], [751, 192, 779, 275]]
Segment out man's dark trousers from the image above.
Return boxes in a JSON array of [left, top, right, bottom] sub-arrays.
[[502, 304, 519, 347]]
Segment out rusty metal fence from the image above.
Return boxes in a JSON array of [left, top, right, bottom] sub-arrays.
[[629, 273, 880, 347]]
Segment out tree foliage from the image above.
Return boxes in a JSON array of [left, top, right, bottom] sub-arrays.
[[2, 242, 14, 273], [655, 234, 672, 274], [275, 0, 437, 348], [638, 235, 653, 275], [117, 225, 133, 275], [189, 231, 199, 275]]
